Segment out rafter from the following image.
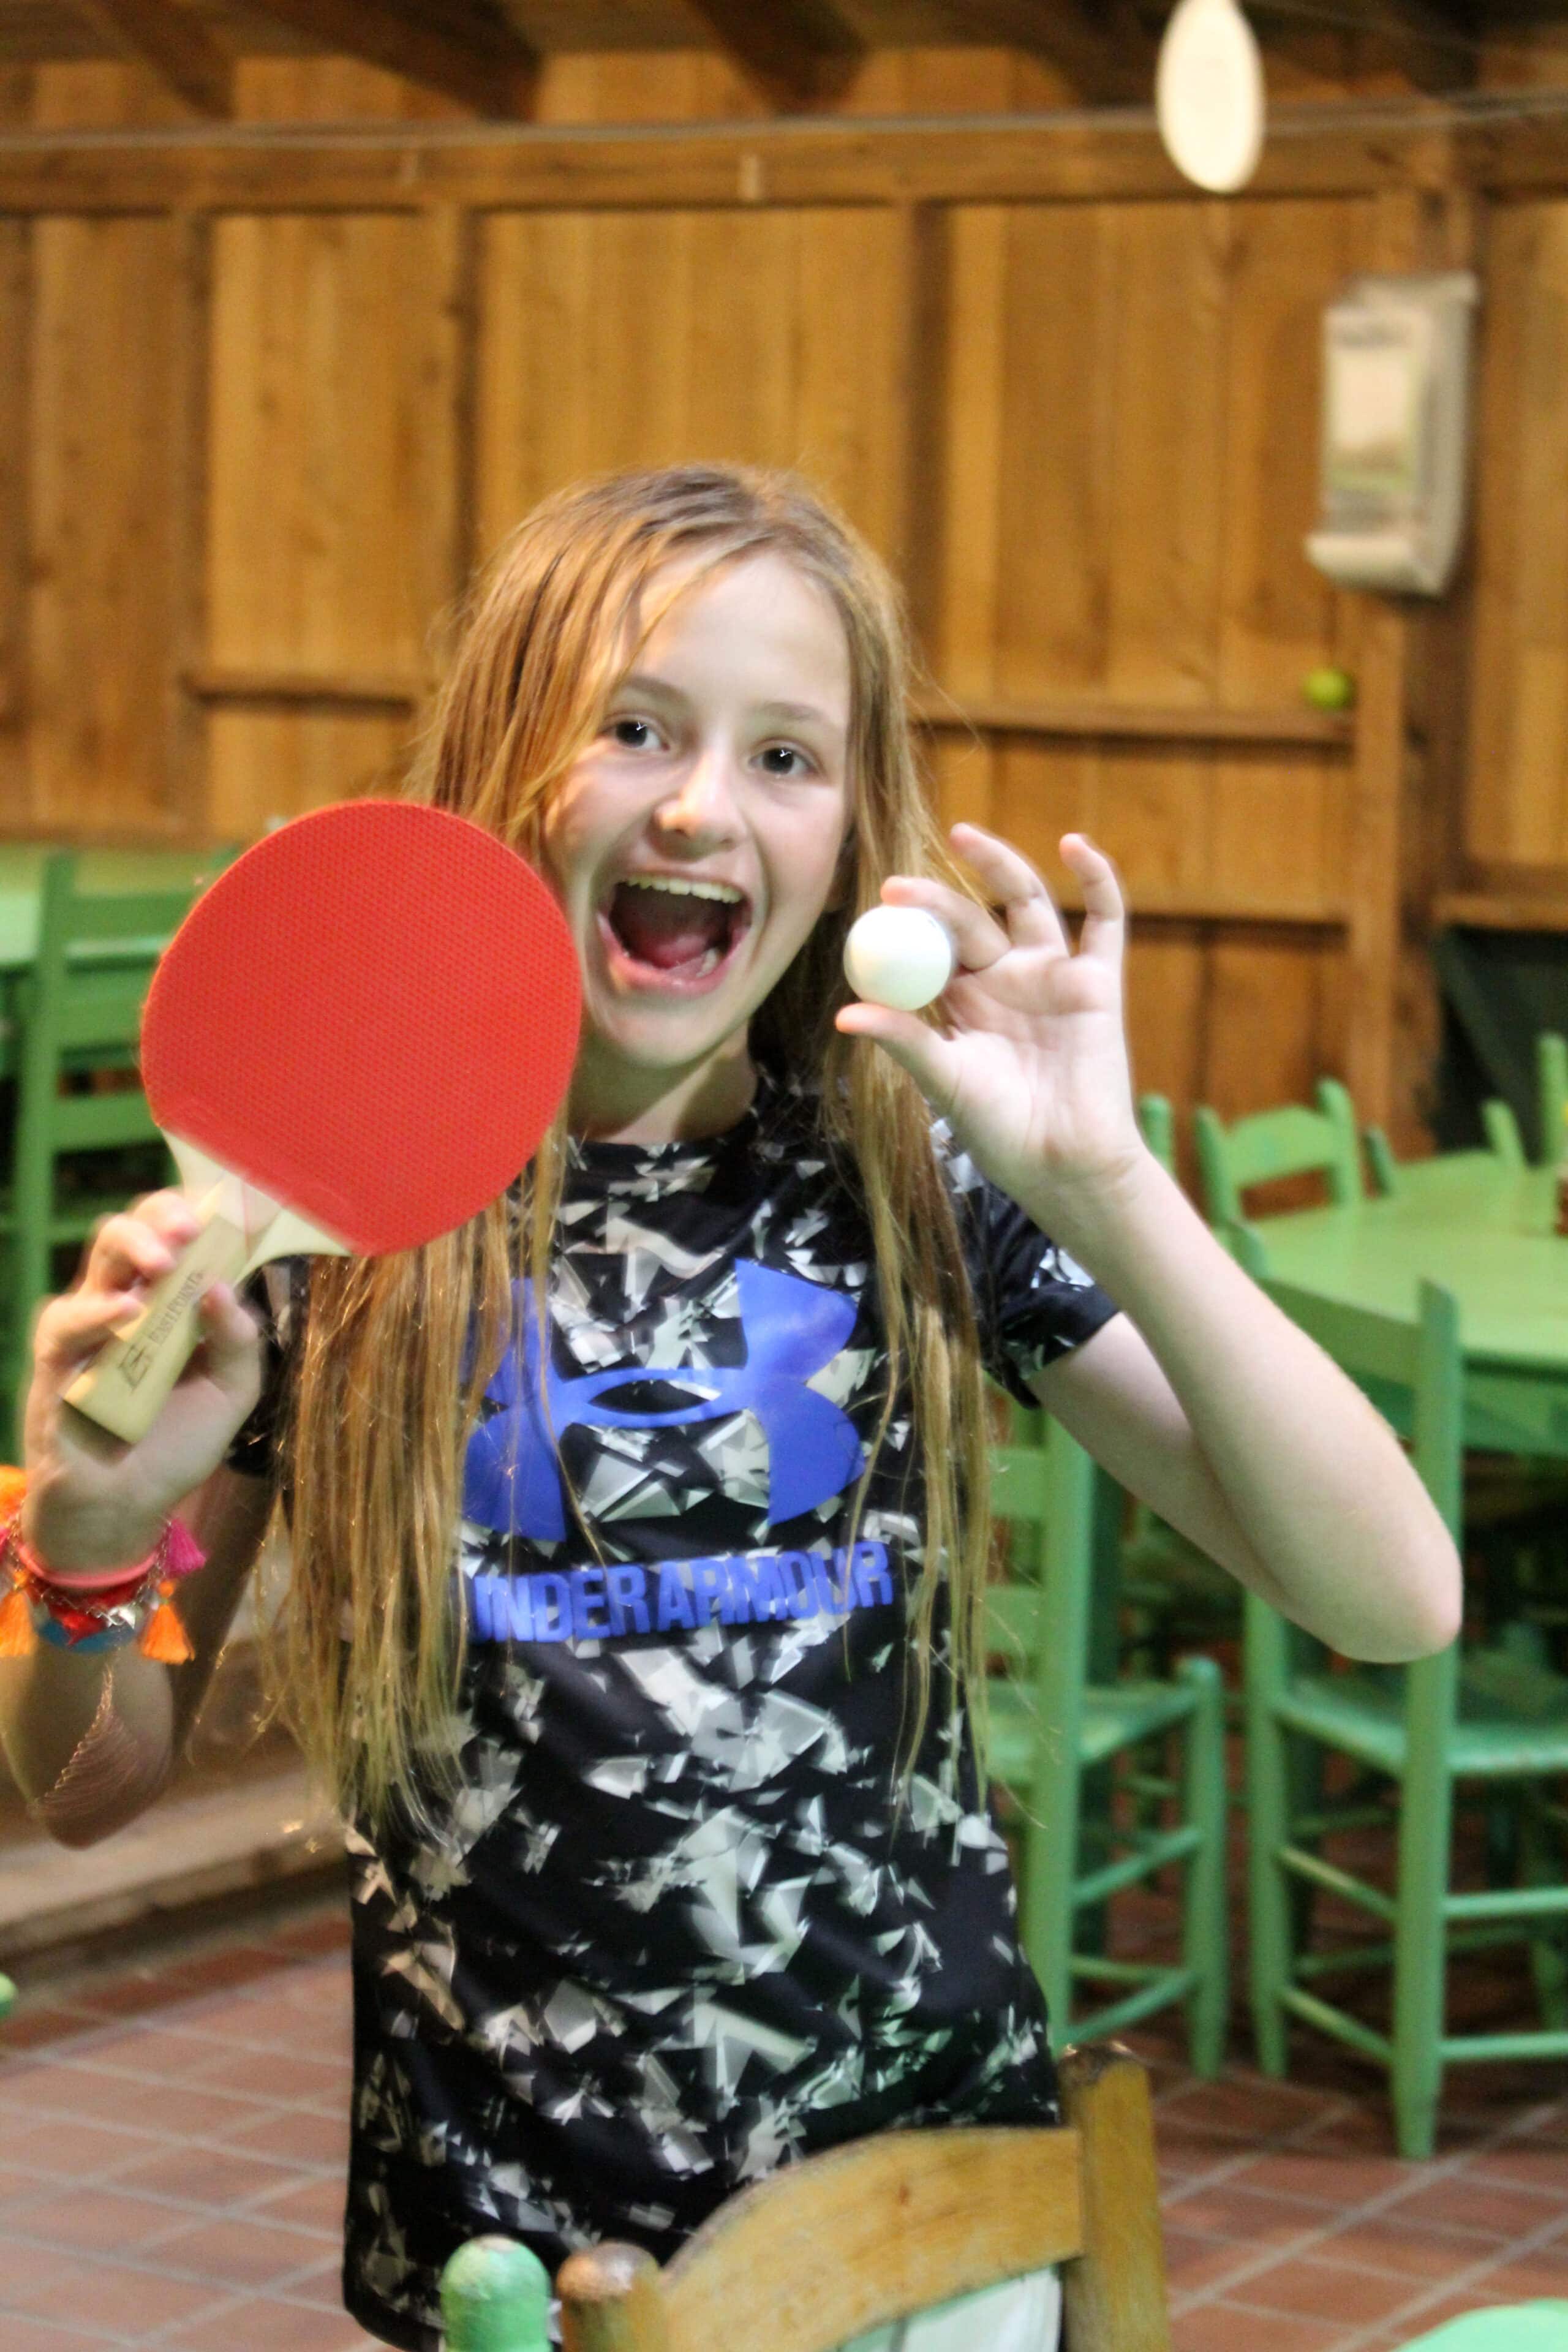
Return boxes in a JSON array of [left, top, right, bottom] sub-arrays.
[[79, 0, 234, 117], [1368, 0, 1477, 94], [943, 0, 1158, 104], [682, 0, 865, 112], [241, 0, 537, 119]]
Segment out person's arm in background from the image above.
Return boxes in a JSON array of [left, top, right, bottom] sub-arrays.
[[0, 1194, 271, 1845]]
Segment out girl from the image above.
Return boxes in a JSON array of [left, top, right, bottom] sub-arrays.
[[2, 467, 1460, 2352]]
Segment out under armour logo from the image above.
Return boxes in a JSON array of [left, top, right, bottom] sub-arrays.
[[463, 1261, 865, 1542]]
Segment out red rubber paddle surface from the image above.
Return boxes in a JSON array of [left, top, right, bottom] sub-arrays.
[[140, 801, 581, 1256]]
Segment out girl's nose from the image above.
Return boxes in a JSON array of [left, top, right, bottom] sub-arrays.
[[652, 750, 741, 845]]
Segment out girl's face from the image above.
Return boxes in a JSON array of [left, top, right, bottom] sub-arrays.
[[545, 550, 854, 1142]]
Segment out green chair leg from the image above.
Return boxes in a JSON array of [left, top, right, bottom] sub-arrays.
[[1244, 1592, 1293, 2078], [1391, 1644, 1458, 2162], [1177, 1652, 1228, 2079]]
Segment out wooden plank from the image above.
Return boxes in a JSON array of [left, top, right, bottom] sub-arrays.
[[680, 0, 862, 112], [185, 667, 423, 709], [913, 698, 1351, 747], [206, 211, 458, 686], [928, 205, 1006, 703], [29, 214, 184, 835], [238, 0, 537, 120], [77, 0, 234, 118], [0, 219, 28, 821], [207, 707, 413, 839], [941, 0, 1156, 102], [475, 206, 908, 567], [1435, 892, 1568, 933], [0, 114, 1458, 216], [168, 210, 211, 837]]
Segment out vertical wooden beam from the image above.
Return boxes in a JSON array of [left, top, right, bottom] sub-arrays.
[[891, 202, 950, 674], [0, 219, 31, 822], [168, 210, 211, 839], [1344, 185, 1480, 1149], [434, 204, 481, 638]]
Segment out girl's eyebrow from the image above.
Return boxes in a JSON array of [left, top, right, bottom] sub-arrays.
[[609, 676, 842, 731]]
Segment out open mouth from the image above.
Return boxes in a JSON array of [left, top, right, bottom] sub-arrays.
[[598, 874, 753, 992]]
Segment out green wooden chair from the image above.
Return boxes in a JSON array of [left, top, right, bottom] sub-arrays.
[[1193, 1076, 1363, 1227], [986, 1417, 1229, 2075], [0, 851, 225, 1454], [1538, 1029, 1567, 1166], [1238, 1243, 1568, 2160]]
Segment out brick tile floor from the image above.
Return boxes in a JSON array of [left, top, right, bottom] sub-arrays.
[[0, 1891, 1566, 2350]]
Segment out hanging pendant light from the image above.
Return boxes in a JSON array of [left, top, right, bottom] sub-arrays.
[[1156, 0, 1266, 192]]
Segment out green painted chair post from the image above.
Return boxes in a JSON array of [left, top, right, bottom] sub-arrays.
[[1239, 1246, 1568, 2158], [1193, 1076, 1363, 1228], [1136, 1091, 1174, 1178], [0, 852, 219, 1455], [986, 1419, 1229, 2076], [1539, 1030, 1568, 1166], [1482, 1098, 1526, 1168]]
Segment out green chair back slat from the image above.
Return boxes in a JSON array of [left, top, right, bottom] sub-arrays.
[[1193, 1076, 1362, 1228], [1, 848, 234, 1452], [1136, 1092, 1175, 1178], [1482, 1097, 1526, 1168], [1539, 1030, 1568, 1166]]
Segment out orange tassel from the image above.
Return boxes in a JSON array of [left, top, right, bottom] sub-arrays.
[[138, 1585, 192, 1665], [0, 1468, 27, 1521], [0, 1585, 36, 1657]]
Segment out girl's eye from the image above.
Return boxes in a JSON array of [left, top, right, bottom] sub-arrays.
[[757, 744, 814, 778], [607, 717, 662, 752]]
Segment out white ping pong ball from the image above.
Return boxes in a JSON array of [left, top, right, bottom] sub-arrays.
[[843, 905, 956, 1012]]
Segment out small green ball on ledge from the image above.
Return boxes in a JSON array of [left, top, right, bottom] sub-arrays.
[[1303, 665, 1356, 712]]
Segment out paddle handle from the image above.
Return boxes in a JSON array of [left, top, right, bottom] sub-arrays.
[[64, 1194, 250, 1446]]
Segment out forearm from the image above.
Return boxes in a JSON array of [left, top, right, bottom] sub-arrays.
[[1030, 1150, 1463, 1661], [0, 1468, 273, 1842]]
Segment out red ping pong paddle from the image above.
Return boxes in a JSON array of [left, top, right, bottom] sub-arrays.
[[65, 799, 581, 1447]]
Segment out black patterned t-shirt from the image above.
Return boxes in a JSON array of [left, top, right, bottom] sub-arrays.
[[232, 1072, 1120, 2351]]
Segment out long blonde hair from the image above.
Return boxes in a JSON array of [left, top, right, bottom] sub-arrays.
[[273, 465, 995, 1834]]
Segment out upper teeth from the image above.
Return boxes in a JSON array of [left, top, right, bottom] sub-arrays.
[[620, 876, 743, 903]]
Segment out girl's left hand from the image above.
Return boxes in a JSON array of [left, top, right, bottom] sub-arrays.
[[834, 825, 1147, 1216]]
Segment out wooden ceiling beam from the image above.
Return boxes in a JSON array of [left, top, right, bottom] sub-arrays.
[[240, 0, 538, 118], [942, 0, 1158, 104], [1367, 1, 1477, 94], [682, 0, 865, 111], [78, 0, 235, 117]]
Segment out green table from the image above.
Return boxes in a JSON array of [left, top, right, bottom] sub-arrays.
[[1253, 1153, 1568, 1460]]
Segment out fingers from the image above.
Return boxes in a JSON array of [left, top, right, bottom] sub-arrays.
[[946, 824, 1071, 954], [1059, 832, 1127, 965], [81, 1194, 198, 1296]]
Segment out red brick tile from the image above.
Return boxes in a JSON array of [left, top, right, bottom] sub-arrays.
[[247, 2174, 346, 2235], [6, 2116, 161, 2180], [1381, 2288, 1528, 2334], [189, 2045, 347, 2106], [69, 1968, 217, 2022], [1169, 2299, 1354, 2352], [146, 2212, 337, 2291], [107, 2026, 241, 2081], [1232, 2254, 1441, 2328], [1392, 2176, 1568, 2240], [0, 2315, 124, 2352], [1457, 2252, 1568, 2304], [10, 2068, 262, 2142], [1161, 2227, 1264, 2294], [109, 2141, 302, 2210], [5, 2252, 225, 2332], [1463, 2143, 1568, 2199], [1161, 2076, 1344, 2141], [1312, 2214, 1507, 2282], [267, 1911, 351, 1960], [230, 2108, 351, 2168], [1160, 2181, 1325, 2245], [4, 2184, 189, 2257], [162, 2299, 377, 2351], [172, 1945, 303, 1998], [1224, 2148, 1421, 2206], [0, 2007, 104, 2056]]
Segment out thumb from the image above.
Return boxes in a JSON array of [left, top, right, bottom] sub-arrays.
[[195, 1283, 263, 1396], [834, 1003, 959, 1111]]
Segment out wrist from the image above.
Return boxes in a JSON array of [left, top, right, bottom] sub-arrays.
[[1018, 1142, 1172, 1268], [18, 1493, 173, 1588]]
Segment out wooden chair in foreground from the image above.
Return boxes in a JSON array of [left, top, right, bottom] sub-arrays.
[[557, 2041, 1168, 2352]]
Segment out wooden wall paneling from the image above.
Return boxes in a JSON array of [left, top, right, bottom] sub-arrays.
[[929, 204, 1007, 704], [0, 217, 29, 823], [205, 207, 460, 833], [1468, 197, 1568, 871], [1197, 925, 1352, 1139], [29, 211, 184, 833], [168, 210, 212, 838], [1123, 921, 1207, 1186], [475, 206, 909, 565], [206, 706, 413, 839]]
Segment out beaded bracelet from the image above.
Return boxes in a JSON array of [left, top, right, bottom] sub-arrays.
[[0, 1471, 205, 1662]]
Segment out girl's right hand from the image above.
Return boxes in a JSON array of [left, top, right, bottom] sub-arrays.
[[22, 1191, 265, 1570]]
